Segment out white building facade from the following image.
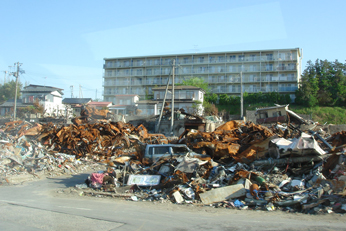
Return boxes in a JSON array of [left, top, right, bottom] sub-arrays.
[[21, 84, 65, 116], [137, 86, 205, 116], [103, 48, 302, 102]]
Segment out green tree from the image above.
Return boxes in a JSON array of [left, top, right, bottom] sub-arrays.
[[0, 80, 23, 104], [219, 94, 229, 105], [330, 60, 346, 106], [177, 77, 210, 93], [279, 94, 291, 104], [229, 95, 240, 105], [295, 59, 346, 107], [315, 59, 333, 105], [295, 60, 320, 107], [205, 93, 218, 104]]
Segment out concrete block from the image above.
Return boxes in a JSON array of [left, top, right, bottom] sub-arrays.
[[199, 184, 246, 204]]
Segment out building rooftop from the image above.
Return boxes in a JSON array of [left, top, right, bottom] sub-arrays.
[[22, 84, 64, 95], [88, 101, 112, 107], [62, 98, 92, 105], [104, 48, 301, 60], [0, 99, 24, 107]]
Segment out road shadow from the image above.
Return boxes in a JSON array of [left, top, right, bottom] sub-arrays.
[[47, 173, 90, 188]]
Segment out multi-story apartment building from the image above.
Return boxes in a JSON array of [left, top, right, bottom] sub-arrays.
[[103, 48, 302, 102]]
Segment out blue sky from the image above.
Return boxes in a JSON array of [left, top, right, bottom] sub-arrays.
[[0, 0, 345, 99]]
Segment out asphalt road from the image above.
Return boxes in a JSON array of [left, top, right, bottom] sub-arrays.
[[0, 174, 345, 231]]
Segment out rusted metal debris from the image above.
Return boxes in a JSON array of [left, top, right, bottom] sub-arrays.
[[34, 121, 169, 162], [3, 114, 346, 214], [177, 121, 275, 163]]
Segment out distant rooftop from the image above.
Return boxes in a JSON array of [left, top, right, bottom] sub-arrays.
[[62, 98, 92, 104], [104, 48, 301, 60], [22, 84, 64, 95], [87, 101, 112, 106]]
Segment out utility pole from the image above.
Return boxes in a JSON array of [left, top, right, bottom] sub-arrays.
[[70, 85, 74, 98], [13, 62, 22, 121], [240, 71, 243, 120], [79, 84, 83, 98], [156, 74, 171, 133], [170, 59, 175, 135]]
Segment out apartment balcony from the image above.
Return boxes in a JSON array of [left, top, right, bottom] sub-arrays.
[[145, 80, 166, 85], [259, 87, 279, 92], [214, 88, 228, 93], [241, 77, 261, 83], [279, 86, 298, 92], [260, 77, 279, 82], [243, 87, 261, 93], [228, 78, 241, 83], [228, 88, 241, 93], [279, 77, 297, 82]]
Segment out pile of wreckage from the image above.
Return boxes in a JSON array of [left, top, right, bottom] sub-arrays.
[[1, 109, 346, 215]]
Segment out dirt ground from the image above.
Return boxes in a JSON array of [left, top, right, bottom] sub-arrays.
[[51, 184, 346, 231]]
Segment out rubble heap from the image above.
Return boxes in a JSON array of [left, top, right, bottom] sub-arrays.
[[1, 117, 346, 214]]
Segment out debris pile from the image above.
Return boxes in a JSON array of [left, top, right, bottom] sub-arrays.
[[1, 116, 346, 215], [0, 120, 107, 184]]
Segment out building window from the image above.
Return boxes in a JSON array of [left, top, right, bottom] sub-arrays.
[[146, 68, 152, 75], [266, 54, 273, 61], [280, 74, 287, 81], [183, 57, 189, 64], [174, 91, 180, 99], [136, 60, 143, 66], [278, 63, 285, 70], [287, 52, 293, 60], [250, 65, 257, 71], [209, 66, 215, 73], [238, 55, 244, 61], [154, 59, 161, 65], [266, 74, 273, 81], [229, 55, 236, 62], [250, 55, 256, 61], [186, 91, 195, 99], [136, 69, 142, 75], [183, 67, 190, 74], [228, 65, 234, 72], [278, 53, 285, 60], [219, 76, 225, 82], [288, 63, 296, 70], [218, 56, 225, 62], [208, 76, 213, 83], [266, 64, 273, 71], [106, 61, 112, 68], [198, 57, 204, 63], [259, 112, 268, 119], [154, 68, 161, 75], [164, 58, 171, 65], [209, 56, 215, 63], [287, 73, 295, 80], [199, 66, 206, 73]]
